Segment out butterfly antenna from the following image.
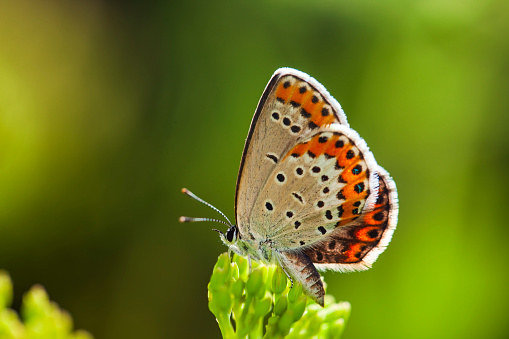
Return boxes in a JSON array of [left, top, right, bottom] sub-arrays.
[[179, 188, 233, 226], [179, 216, 231, 228]]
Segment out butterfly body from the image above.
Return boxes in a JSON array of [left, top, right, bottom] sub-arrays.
[[218, 223, 327, 305], [182, 68, 398, 307]]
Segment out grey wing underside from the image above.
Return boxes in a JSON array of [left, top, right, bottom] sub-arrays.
[[235, 68, 348, 240]]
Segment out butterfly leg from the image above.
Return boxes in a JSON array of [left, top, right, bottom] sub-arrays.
[[277, 251, 325, 307], [277, 266, 294, 288], [247, 254, 252, 273]]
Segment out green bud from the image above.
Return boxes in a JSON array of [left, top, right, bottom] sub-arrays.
[[235, 254, 249, 280], [267, 314, 279, 326], [255, 285, 266, 300], [263, 315, 279, 338], [246, 267, 266, 295], [210, 253, 232, 287], [278, 311, 294, 336], [208, 296, 220, 318], [324, 294, 336, 305], [231, 261, 239, 281], [210, 285, 232, 315], [325, 302, 351, 323], [0, 271, 13, 310], [271, 268, 288, 295], [0, 309, 24, 337], [339, 302, 351, 323], [73, 330, 95, 339], [290, 296, 307, 321], [326, 318, 346, 339], [264, 266, 275, 293], [215, 252, 231, 272], [303, 308, 321, 335], [242, 311, 256, 333], [53, 307, 74, 334], [319, 322, 330, 337], [288, 282, 302, 302], [21, 285, 51, 322], [253, 297, 272, 317], [306, 303, 322, 313], [231, 278, 244, 300], [274, 294, 288, 316]]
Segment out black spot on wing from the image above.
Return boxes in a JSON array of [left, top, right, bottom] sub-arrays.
[[292, 192, 304, 204], [266, 154, 278, 163], [300, 108, 311, 118], [291, 125, 301, 133]]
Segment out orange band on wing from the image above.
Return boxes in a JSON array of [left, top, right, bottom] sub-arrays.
[[287, 142, 309, 158], [307, 135, 328, 157], [288, 85, 312, 107], [274, 79, 337, 129], [355, 226, 381, 242], [275, 82, 294, 103], [363, 207, 386, 226], [342, 243, 367, 263]]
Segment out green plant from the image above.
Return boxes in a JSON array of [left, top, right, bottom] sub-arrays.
[[0, 270, 93, 339], [208, 253, 350, 339]]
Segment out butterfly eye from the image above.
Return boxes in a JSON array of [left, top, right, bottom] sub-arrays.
[[226, 226, 237, 243]]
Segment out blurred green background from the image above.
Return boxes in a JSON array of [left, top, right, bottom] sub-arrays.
[[1, 0, 508, 338]]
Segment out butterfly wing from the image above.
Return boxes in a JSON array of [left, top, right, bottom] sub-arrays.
[[234, 68, 398, 306], [249, 124, 380, 249], [276, 167, 396, 307], [303, 167, 398, 272], [235, 68, 349, 238]]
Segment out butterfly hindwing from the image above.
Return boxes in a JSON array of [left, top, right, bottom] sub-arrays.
[[235, 69, 349, 239], [249, 124, 380, 249], [303, 167, 398, 272]]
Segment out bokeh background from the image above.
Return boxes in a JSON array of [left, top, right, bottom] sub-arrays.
[[1, 0, 508, 338]]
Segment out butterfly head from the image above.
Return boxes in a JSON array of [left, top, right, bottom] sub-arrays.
[[214, 224, 239, 247]]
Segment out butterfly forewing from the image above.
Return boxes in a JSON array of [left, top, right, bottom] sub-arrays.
[[249, 124, 380, 249], [304, 167, 398, 272], [235, 69, 349, 238]]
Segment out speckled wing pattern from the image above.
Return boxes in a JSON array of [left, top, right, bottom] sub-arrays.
[[235, 68, 349, 238], [249, 124, 379, 251], [304, 166, 398, 272], [234, 68, 398, 305]]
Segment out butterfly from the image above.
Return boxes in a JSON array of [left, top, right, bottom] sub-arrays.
[[180, 68, 398, 307]]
